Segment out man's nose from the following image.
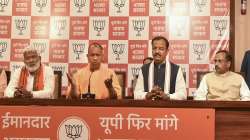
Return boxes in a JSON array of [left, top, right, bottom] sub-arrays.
[[215, 64, 220, 69], [154, 48, 160, 53], [215, 61, 219, 65], [26, 59, 33, 63], [27, 58, 36, 62], [93, 55, 98, 60]]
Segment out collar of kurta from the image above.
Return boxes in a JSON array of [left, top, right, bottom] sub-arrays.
[[214, 71, 231, 77], [148, 55, 171, 94], [18, 65, 44, 91]]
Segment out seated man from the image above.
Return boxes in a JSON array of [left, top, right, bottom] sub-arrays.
[[0, 69, 7, 97], [134, 36, 187, 100], [67, 43, 122, 99], [195, 50, 250, 101], [4, 46, 55, 99]]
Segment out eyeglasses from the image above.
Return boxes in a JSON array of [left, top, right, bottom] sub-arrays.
[[214, 59, 227, 63], [152, 47, 166, 51]]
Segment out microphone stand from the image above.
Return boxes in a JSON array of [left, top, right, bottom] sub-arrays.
[[88, 72, 93, 93], [81, 71, 95, 99]]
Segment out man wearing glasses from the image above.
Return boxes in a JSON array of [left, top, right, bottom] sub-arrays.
[[194, 50, 250, 101]]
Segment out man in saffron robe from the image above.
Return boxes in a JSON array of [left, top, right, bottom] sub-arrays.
[[4, 46, 55, 98], [67, 43, 121, 99]]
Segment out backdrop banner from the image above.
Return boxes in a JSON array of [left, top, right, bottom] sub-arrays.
[[0, 0, 230, 96], [0, 106, 215, 140]]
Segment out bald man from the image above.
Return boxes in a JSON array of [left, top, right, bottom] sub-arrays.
[[67, 43, 122, 99]]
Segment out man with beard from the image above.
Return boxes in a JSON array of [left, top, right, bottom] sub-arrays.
[[66, 43, 121, 99], [195, 50, 250, 101], [134, 36, 187, 100], [4, 46, 55, 98]]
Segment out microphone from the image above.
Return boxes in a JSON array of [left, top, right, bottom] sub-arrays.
[[87, 72, 93, 93], [81, 71, 95, 99]]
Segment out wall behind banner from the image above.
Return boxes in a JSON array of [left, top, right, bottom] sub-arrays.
[[0, 0, 230, 96], [235, 1, 250, 72]]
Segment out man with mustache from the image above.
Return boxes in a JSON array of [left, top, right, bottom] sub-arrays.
[[195, 50, 250, 101], [66, 43, 122, 99], [4, 46, 55, 98], [134, 36, 187, 100]]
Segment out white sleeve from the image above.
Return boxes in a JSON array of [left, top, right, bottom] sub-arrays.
[[134, 69, 147, 100], [194, 75, 208, 100], [240, 77, 250, 101], [0, 70, 7, 95], [170, 68, 187, 100], [32, 66, 55, 99], [4, 69, 22, 98]]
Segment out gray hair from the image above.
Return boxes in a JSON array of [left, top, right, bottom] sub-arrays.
[[23, 46, 39, 56]]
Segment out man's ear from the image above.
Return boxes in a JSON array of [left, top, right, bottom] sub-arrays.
[[86, 54, 90, 62]]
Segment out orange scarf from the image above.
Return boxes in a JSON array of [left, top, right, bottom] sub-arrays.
[[18, 65, 44, 91]]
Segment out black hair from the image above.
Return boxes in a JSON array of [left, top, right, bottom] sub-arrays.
[[151, 36, 169, 49], [89, 42, 103, 51], [216, 50, 232, 62]]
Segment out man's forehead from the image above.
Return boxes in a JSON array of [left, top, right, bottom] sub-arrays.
[[153, 39, 165, 44], [88, 46, 103, 53], [152, 40, 167, 49], [216, 52, 225, 56], [24, 50, 38, 56]]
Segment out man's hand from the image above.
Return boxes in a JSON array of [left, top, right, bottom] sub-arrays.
[[158, 92, 170, 100], [104, 78, 113, 89], [67, 73, 76, 86], [14, 88, 33, 98], [14, 90, 23, 98], [66, 73, 79, 99], [146, 86, 170, 100], [146, 86, 161, 100], [145, 91, 157, 100], [151, 86, 162, 92], [104, 75, 117, 99]]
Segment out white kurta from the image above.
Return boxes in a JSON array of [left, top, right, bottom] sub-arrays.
[[134, 60, 187, 100], [4, 65, 55, 99]]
